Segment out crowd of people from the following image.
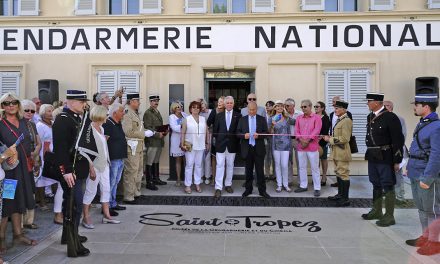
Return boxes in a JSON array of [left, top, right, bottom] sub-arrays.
[[0, 84, 439, 261]]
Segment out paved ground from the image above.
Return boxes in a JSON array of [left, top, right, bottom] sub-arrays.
[[5, 176, 440, 264]]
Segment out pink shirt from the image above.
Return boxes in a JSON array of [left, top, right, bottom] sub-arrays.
[[295, 113, 322, 152]]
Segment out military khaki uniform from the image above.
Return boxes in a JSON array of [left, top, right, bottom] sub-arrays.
[[329, 114, 353, 180], [122, 107, 145, 201], [143, 107, 165, 165]]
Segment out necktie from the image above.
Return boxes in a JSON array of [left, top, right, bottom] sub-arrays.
[[250, 116, 256, 146], [226, 111, 231, 130]]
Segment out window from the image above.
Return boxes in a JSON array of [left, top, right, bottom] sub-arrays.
[[428, 0, 440, 9], [212, 0, 247, 14], [75, 0, 96, 15], [325, 69, 370, 153], [370, 0, 394, 11], [1, 0, 38, 16], [97, 70, 140, 101], [0, 72, 20, 96], [325, 0, 357, 12], [110, 0, 139, 15]]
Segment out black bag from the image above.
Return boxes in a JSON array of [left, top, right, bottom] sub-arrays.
[[42, 151, 62, 181], [349, 135, 358, 154]]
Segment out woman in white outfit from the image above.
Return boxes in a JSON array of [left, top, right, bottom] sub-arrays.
[[198, 99, 212, 184], [180, 101, 207, 194], [169, 102, 187, 186], [35, 104, 63, 224], [82, 106, 120, 229]]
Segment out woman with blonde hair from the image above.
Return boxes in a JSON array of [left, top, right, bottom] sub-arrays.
[[206, 96, 225, 185], [81, 106, 120, 229], [0, 93, 37, 251], [270, 100, 292, 192], [169, 102, 187, 186]]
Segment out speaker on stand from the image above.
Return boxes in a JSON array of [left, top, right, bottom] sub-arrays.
[[38, 79, 59, 105]]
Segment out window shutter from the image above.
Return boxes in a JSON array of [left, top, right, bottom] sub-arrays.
[[0, 72, 20, 96], [252, 0, 274, 13], [118, 71, 140, 101], [185, 0, 207, 13], [75, 0, 96, 15], [140, 0, 162, 14], [428, 0, 440, 9], [97, 71, 117, 96], [18, 0, 39, 16], [325, 70, 347, 108], [301, 0, 324, 11], [347, 70, 370, 153], [370, 0, 394, 11]]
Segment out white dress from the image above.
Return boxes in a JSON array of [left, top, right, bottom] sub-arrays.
[[35, 121, 58, 188], [169, 113, 187, 157]]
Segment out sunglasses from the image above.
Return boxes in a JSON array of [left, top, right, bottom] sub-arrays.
[[24, 109, 36, 113], [1, 100, 19, 107], [314, 106, 320, 109], [248, 98, 257, 101], [300, 106, 309, 109], [191, 106, 200, 109]]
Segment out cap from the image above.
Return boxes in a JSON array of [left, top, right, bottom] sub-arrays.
[[274, 100, 283, 105], [366, 92, 384, 101], [335, 100, 349, 109], [66, 90, 89, 101], [149, 94, 160, 101], [127, 93, 140, 101]]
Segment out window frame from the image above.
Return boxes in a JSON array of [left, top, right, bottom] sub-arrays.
[[0, 71, 21, 97], [1, 0, 39, 16], [324, 0, 358, 12], [97, 70, 140, 101], [428, 0, 440, 9], [211, 0, 249, 14]]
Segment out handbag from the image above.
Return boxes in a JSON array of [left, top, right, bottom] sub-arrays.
[[42, 151, 62, 180], [349, 135, 358, 154]]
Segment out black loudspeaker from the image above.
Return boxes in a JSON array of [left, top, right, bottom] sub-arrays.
[[415, 77, 439, 94], [38, 79, 59, 104]]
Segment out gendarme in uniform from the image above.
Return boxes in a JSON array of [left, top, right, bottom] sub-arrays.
[[362, 92, 404, 227], [405, 91, 440, 255]]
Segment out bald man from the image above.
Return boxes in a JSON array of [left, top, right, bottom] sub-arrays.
[[237, 102, 270, 198], [241, 93, 266, 117]]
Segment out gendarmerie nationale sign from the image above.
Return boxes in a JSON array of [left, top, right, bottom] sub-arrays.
[[1, 21, 439, 54]]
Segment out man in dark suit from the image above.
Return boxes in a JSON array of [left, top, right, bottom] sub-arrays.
[[237, 102, 270, 198], [213, 96, 242, 198]]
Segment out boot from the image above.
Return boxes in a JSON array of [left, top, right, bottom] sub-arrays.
[[376, 190, 396, 227], [328, 177, 342, 201], [362, 189, 383, 220], [153, 163, 167, 185], [145, 165, 158, 191], [336, 180, 350, 207]]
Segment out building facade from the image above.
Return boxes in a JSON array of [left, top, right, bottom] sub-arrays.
[[1, 0, 439, 175]]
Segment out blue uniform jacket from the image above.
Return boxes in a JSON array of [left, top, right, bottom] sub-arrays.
[[407, 112, 440, 186]]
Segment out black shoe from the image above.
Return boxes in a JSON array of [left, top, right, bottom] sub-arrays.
[[113, 205, 126, 211], [361, 210, 383, 220], [146, 182, 158, 191], [242, 190, 252, 197], [330, 182, 338, 187], [62, 235, 88, 245], [214, 189, 221, 198], [124, 200, 138, 205], [328, 194, 342, 201], [406, 236, 428, 247], [153, 179, 167, 186], [259, 192, 271, 199], [67, 247, 90, 258], [321, 181, 327, 186]]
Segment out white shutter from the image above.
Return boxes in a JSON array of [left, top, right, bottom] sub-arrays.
[[370, 0, 394, 11], [428, 0, 440, 9], [18, 0, 39, 16], [185, 0, 207, 13], [301, 0, 324, 11], [75, 0, 96, 15], [347, 70, 370, 153], [0, 72, 20, 96], [140, 0, 162, 14], [252, 0, 274, 13], [325, 70, 347, 108], [118, 71, 140, 101], [97, 71, 117, 95]]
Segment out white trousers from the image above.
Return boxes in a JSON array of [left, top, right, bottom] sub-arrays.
[[184, 150, 204, 187], [54, 181, 63, 213], [273, 150, 290, 188], [298, 151, 321, 190], [83, 165, 111, 204], [215, 149, 236, 190], [202, 150, 211, 178]]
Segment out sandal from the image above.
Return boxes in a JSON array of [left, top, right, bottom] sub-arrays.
[[0, 237, 7, 254], [23, 223, 38, 229], [12, 234, 37, 246], [195, 185, 202, 193], [175, 181, 182, 187], [184, 187, 192, 194]]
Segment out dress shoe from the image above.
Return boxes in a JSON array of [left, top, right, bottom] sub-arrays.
[[406, 236, 428, 247], [214, 189, 221, 198], [361, 210, 383, 220], [328, 194, 342, 201], [113, 204, 126, 211], [154, 178, 167, 185], [321, 180, 327, 186], [102, 218, 121, 224], [242, 190, 252, 197], [124, 199, 138, 205], [294, 187, 308, 193], [259, 192, 271, 199], [417, 241, 440, 256], [225, 186, 234, 193], [314, 190, 321, 197], [76, 247, 90, 257], [81, 221, 95, 229], [330, 182, 338, 187]]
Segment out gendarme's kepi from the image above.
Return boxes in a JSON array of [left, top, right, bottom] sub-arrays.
[[66, 90, 90, 101], [366, 92, 384, 101]]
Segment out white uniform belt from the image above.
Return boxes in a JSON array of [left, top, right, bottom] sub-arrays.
[[126, 137, 143, 141]]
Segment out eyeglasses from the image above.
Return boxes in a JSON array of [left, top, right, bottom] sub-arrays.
[[300, 106, 308, 109], [314, 106, 320, 109], [191, 106, 200, 109], [1, 100, 19, 107], [24, 109, 36, 113], [248, 98, 257, 101]]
